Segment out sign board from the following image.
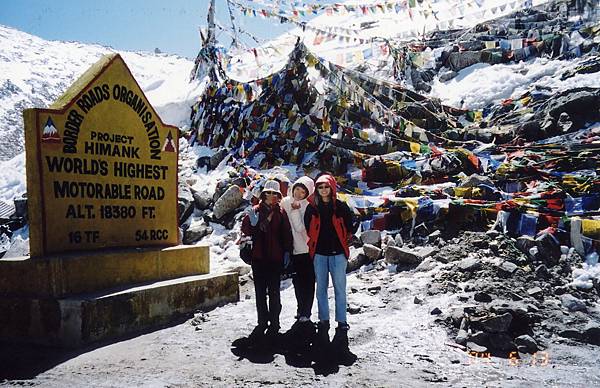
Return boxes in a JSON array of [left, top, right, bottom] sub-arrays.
[[23, 54, 179, 257]]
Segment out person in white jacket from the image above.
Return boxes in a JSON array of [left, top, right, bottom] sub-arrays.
[[280, 176, 315, 343]]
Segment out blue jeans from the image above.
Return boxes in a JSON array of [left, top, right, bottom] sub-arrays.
[[313, 253, 347, 323]]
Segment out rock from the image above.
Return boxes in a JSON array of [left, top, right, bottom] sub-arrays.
[[209, 147, 229, 170], [535, 264, 551, 280], [193, 190, 213, 210], [466, 342, 488, 353], [386, 246, 435, 265], [414, 296, 423, 304], [368, 285, 381, 293], [535, 232, 561, 266], [416, 258, 437, 272], [516, 236, 536, 256], [348, 304, 362, 315], [439, 70, 458, 82], [213, 185, 243, 220], [456, 329, 468, 345], [527, 287, 543, 298], [583, 323, 600, 345], [476, 313, 512, 333], [560, 294, 587, 312], [183, 222, 212, 244], [474, 292, 493, 303], [468, 331, 489, 346], [347, 252, 370, 273], [488, 333, 516, 351], [178, 184, 195, 224], [472, 239, 488, 249], [554, 285, 570, 295], [362, 244, 382, 261], [430, 307, 442, 315], [13, 196, 27, 219], [394, 233, 404, 246], [498, 261, 518, 276], [360, 230, 381, 246], [515, 335, 538, 354], [428, 230, 441, 240], [458, 257, 481, 272], [486, 230, 500, 239]]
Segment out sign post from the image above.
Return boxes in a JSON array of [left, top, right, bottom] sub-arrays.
[[23, 54, 179, 257]]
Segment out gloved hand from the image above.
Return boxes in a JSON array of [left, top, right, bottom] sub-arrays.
[[247, 207, 259, 227], [283, 252, 291, 269]]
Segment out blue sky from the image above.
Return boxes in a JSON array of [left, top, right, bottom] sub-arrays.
[[0, 0, 308, 59]]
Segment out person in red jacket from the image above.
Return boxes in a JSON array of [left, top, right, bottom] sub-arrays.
[[241, 179, 293, 341], [304, 174, 354, 361]]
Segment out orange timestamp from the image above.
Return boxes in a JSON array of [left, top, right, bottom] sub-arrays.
[[467, 351, 550, 366]]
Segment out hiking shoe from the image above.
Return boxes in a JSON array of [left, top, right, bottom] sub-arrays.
[[331, 326, 357, 366], [248, 324, 267, 342]]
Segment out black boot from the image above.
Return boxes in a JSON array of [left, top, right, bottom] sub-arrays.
[[331, 325, 356, 366], [247, 323, 267, 344], [312, 321, 330, 362]]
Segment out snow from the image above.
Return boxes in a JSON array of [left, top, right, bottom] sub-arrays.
[[430, 56, 600, 109], [0, 152, 26, 202]]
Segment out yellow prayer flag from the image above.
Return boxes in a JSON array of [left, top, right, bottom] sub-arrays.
[[582, 219, 600, 238], [410, 142, 421, 153]]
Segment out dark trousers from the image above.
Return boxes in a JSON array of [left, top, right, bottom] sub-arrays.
[[292, 253, 315, 319], [252, 261, 282, 328]]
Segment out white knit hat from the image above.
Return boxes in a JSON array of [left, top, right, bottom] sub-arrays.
[[260, 179, 282, 198]]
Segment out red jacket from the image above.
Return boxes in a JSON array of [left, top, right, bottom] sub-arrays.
[[304, 174, 353, 259], [241, 201, 292, 264]]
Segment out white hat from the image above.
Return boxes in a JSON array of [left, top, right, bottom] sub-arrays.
[[260, 179, 282, 198]]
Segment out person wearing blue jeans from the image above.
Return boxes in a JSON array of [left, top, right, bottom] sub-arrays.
[[304, 174, 354, 361]]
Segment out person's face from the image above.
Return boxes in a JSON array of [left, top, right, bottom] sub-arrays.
[[293, 186, 308, 201], [316, 184, 331, 198], [264, 191, 279, 205]]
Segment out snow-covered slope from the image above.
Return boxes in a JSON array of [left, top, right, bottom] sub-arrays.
[[0, 24, 203, 161]]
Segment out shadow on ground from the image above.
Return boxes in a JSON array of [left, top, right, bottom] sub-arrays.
[[0, 315, 192, 381], [231, 326, 357, 376]]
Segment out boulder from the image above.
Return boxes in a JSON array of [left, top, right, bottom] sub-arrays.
[[535, 264, 551, 280], [213, 185, 243, 220], [347, 252, 371, 273], [193, 190, 213, 210], [394, 233, 404, 246], [488, 333, 516, 352], [559, 294, 587, 312], [458, 257, 481, 272], [362, 244, 382, 261], [475, 313, 512, 333], [468, 331, 489, 346], [514, 335, 538, 354], [456, 329, 468, 345], [535, 232, 561, 266], [527, 287, 543, 298], [516, 236, 536, 256], [474, 292, 493, 303], [13, 196, 27, 219], [583, 323, 600, 345], [360, 230, 381, 246], [209, 147, 229, 170], [497, 261, 518, 276], [384, 246, 433, 265], [178, 184, 195, 224], [430, 307, 442, 315], [183, 222, 213, 244]]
